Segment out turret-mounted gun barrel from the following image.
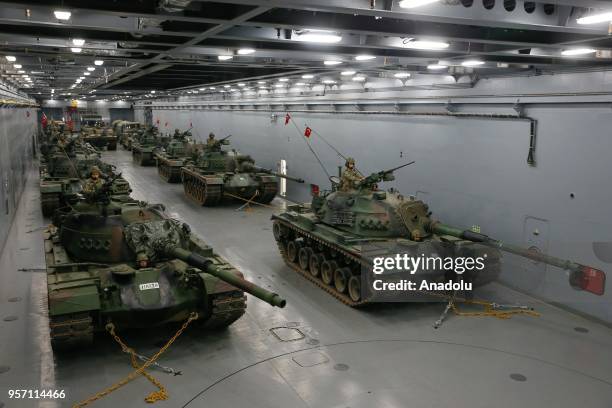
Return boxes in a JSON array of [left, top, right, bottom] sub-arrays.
[[357, 161, 415, 190], [242, 163, 305, 183], [428, 222, 606, 296]]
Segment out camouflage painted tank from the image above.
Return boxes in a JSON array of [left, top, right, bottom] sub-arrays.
[[181, 137, 304, 205], [271, 165, 606, 306], [45, 187, 286, 350], [40, 140, 131, 216], [132, 126, 160, 166], [114, 121, 142, 150], [155, 129, 195, 183]]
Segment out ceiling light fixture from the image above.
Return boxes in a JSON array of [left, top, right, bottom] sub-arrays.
[[87, 67, 95, 71], [274, 84, 284, 88], [324, 60, 342, 66], [322, 79, 336, 84], [561, 48, 597, 56], [301, 74, 314, 79], [71, 47, 82, 53], [427, 64, 448, 70], [576, 12, 612, 25], [79, 76, 85, 80], [17, 70, 24, 74], [54, 10, 71, 20], [394, 72, 411, 78], [355, 55, 376, 61], [278, 78, 289, 82], [341, 70, 356, 76], [461, 59, 485, 67], [84, 72, 91, 76], [94, 60, 104, 66], [401, 40, 449, 50], [294, 29, 342, 44], [13, 64, 21, 69], [257, 81, 266, 84], [237, 48, 255, 55], [218, 55, 233, 61], [223, 84, 230, 88], [72, 38, 85, 46], [5, 56, 16, 62], [209, 87, 216, 90], [352, 76, 366, 81], [238, 83, 246, 86], [398, 0, 439, 8]]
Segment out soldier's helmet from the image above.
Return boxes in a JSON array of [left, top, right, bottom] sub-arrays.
[[90, 166, 101, 176], [345, 157, 355, 167], [174, 128, 180, 134], [208, 132, 215, 139]]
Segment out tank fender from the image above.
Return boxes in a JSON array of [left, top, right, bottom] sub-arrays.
[[48, 283, 101, 317]]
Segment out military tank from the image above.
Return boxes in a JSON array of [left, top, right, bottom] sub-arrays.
[[181, 137, 304, 205], [115, 121, 142, 150], [40, 140, 131, 216], [271, 164, 606, 306], [155, 129, 195, 183], [132, 126, 160, 166], [46, 184, 286, 349]]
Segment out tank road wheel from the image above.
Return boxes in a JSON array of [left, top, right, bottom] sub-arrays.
[[49, 313, 94, 351], [348, 275, 362, 302], [309, 253, 324, 277], [321, 260, 338, 285], [286, 240, 302, 264], [255, 182, 278, 204], [298, 247, 313, 271], [272, 221, 285, 242], [334, 267, 351, 294]]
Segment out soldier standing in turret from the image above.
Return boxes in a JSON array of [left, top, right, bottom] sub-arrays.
[[339, 157, 364, 192], [83, 166, 105, 194], [206, 132, 216, 148]]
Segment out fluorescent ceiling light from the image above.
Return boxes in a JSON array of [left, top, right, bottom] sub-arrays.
[[84, 72, 90, 76], [13, 64, 21, 69], [322, 79, 336, 84], [294, 29, 342, 44], [71, 47, 82, 53], [427, 64, 448, 70], [209, 87, 216, 90], [398, 0, 439, 8], [218, 55, 233, 61], [72, 38, 85, 46], [5, 56, 16, 62], [295, 82, 306, 86], [17, 70, 25, 74], [54, 10, 71, 20], [352, 76, 366, 81], [274, 84, 284, 88], [341, 70, 356, 76], [561, 48, 597, 56], [94, 60, 104, 66], [401, 40, 449, 50], [237, 48, 255, 55], [355, 55, 376, 61], [79, 76, 85, 79], [301, 74, 314, 79], [577, 12, 612, 25], [22, 74, 28, 77], [324, 60, 342, 66], [87, 67, 95, 71], [394, 72, 411, 78], [151, 90, 156, 93], [461, 60, 485, 67], [257, 81, 266, 84], [238, 83, 246, 86], [278, 78, 289, 82], [75, 79, 82, 83]]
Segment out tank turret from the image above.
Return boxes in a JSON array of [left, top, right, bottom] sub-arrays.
[[272, 163, 606, 305]]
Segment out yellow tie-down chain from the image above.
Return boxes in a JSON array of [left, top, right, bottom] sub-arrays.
[[73, 312, 199, 408]]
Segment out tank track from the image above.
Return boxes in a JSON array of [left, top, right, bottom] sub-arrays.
[[41, 193, 61, 217], [256, 181, 278, 204], [49, 312, 94, 350], [200, 292, 247, 329], [274, 219, 368, 307], [182, 170, 222, 206], [157, 161, 182, 183]]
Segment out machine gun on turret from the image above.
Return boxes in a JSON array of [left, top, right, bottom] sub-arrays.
[[207, 134, 232, 151], [241, 162, 305, 184], [357, 161, 415, 190]]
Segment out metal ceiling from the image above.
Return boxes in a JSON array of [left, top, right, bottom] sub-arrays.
[[0, 0, 609, 101]]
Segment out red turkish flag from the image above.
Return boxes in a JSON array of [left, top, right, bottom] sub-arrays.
[[304, 126, 312, 138], [41, 112, 48, 128], [284, 113, 291, 125], [156, 118, 160, 125], [164, 121, 168, 127]]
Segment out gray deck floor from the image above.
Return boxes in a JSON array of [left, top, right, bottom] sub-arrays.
[[1, 149, 611, 408]]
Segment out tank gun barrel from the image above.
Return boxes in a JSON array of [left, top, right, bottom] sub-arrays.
[[429, 222, 606, 296], [358, 161, 415, 189], [170, 247, 287, 308], [243, 163, 305, 183]]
